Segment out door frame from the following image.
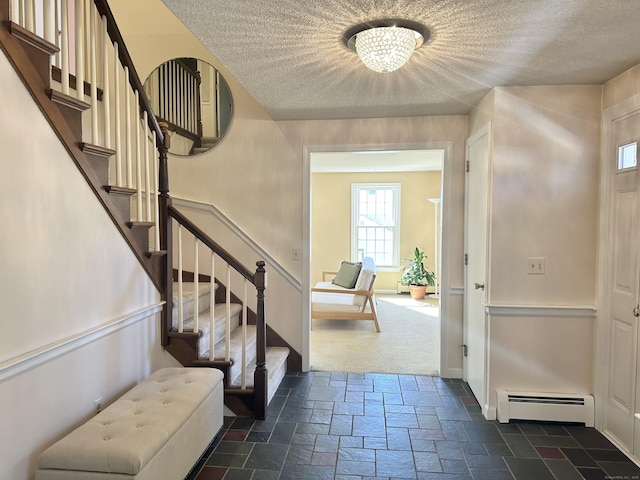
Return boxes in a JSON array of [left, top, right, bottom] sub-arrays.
[[463, 122, 493, 416], [596, 93, 640, 443], [301, 141, 454, 375]]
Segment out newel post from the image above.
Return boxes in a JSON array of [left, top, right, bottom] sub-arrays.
[[158, 122, 173, 346], [254, 260, 268, 420]]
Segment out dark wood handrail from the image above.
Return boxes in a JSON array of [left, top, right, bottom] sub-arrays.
[[168, 204, 256, 282], [92, 0, 164, 148]]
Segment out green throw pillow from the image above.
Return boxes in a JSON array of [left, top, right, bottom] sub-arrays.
[[332, 261, 362, 288]]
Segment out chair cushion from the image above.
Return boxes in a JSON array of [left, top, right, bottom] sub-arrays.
[[332, 261, 362, 288], [353, 257, 376, 306]]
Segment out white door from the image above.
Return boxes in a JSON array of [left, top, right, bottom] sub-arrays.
[[464, 124, 491, 410], [605, 112, 640, 451]]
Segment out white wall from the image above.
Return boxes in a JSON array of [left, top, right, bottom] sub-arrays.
[[469, 85, 602, 413], [0, 47, 170, 479], [277, 116, 468, 377], [110, 0, 303, 352]]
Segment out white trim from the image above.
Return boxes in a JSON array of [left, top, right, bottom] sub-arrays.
[[172, 196, 302, 291], [0, 302, 164, 383], [486, 304, 597, 317], [303, 141, 453, 376], [596, 91, 640, 431], [484, 404, 497, 421], [449, 286, 464, 296]]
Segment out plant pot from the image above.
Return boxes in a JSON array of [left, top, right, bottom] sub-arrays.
[[409, 285, 427, 300]]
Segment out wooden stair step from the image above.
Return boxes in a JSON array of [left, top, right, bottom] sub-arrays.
[[228, 347, 290, 396]]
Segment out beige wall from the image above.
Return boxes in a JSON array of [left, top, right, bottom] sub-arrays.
[[279, 115, 468, 376], [312, 170, 442, 291], [603, 63, 640, 110], [0, 48, 171, 480], [469, 85, 602, 414]]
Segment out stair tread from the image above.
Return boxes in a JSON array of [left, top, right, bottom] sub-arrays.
[[228, 346, 290, 388], [172, 302, 242, 331]]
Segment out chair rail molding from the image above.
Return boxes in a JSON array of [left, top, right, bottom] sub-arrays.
[[485, 304, 597, 318], [171, 196, 302, 292], [0, 302, 164, 383]]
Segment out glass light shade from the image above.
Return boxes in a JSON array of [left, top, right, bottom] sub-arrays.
[[355, 26, 418, 73]]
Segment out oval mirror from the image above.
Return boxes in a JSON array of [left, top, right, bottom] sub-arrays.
[[143, 57, 233, 156]]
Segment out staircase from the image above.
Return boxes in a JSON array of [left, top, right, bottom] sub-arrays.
[[0, 0, 294, 419], [168, 280, 289, 408]]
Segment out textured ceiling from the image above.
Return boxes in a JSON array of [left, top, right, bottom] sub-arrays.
[[160, 0, 640, 121]]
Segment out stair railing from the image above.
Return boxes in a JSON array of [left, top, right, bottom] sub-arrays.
[[9, 0, 269, 419], [168, 206, 268, 419], [10, 0, 164, 249]]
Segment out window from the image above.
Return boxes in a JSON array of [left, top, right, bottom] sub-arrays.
[[351, 184, 400, 268], [618, 142, 637, 170]]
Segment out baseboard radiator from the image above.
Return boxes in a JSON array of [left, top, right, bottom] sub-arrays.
[[496, 390, 594, 427]]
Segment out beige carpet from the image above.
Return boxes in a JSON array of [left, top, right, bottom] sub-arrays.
[[310, 293, 440, 376]]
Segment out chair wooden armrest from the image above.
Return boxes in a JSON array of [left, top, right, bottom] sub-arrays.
[[311, 287, 371, 295], [321, 271, 338, 281]]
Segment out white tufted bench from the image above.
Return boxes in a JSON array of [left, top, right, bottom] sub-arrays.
[[35, 367, 224, 480]]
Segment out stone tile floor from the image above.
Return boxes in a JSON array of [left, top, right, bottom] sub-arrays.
[[188, 371, 640, 480]]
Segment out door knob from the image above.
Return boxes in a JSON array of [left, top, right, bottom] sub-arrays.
[[474, 282, 485, 290], [634, 305, 640, 317]]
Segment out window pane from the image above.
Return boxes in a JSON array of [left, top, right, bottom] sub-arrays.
[[618, 142, 637, 170], [352, 184, 400, 267]]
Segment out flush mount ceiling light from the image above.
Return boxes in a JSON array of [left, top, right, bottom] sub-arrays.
[[343, 19, 429, 73]]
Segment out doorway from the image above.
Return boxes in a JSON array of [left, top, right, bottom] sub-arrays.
[[302, 144, 453, 375]]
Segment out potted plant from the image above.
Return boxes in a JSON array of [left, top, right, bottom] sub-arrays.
[[400, 247, 436, 299]]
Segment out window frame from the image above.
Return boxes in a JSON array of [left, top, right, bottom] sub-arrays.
[[350, 183, 401, 269], [617, 141, 638, 171]]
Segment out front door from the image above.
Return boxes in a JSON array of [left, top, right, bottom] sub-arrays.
[[464, 123, 491, 411], [604, 111, 640, 451]]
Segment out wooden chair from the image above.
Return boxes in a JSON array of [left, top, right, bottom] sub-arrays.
[[311, 258, 380, 332]]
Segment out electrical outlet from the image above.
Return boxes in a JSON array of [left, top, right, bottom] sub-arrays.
[[527, 257, 545, 275], [94, 397, 103, 414], [292, 248, 300, 260]]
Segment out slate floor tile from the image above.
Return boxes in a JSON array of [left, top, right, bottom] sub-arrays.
[[189, 372, 637, 480], [542, 459, 584, 480], [504, 457, 555, 480], [376, 449, 417, 478]]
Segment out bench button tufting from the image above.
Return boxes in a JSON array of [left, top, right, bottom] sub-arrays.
[[103, 436, 111, 441]]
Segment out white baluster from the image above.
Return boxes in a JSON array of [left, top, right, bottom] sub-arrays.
[[101, 15, 110, 149], [178, 224, 184, 333], [225, 265, 231, 362], [135, 90, 142, 220], [89, 4, 98, 144], [114, 42, 122, 186], [209, 251, 215, 361], [124, 66, 132, 188], [10, 0, 19, 24], [75, 0, 85, 100], [193, 239, 199, 335], [24, 0, 34, 32], [53, 0, 60, 67], [60, 0, 69, 94], [241, 278, 248, 389], [43, 0, 52, 43]]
